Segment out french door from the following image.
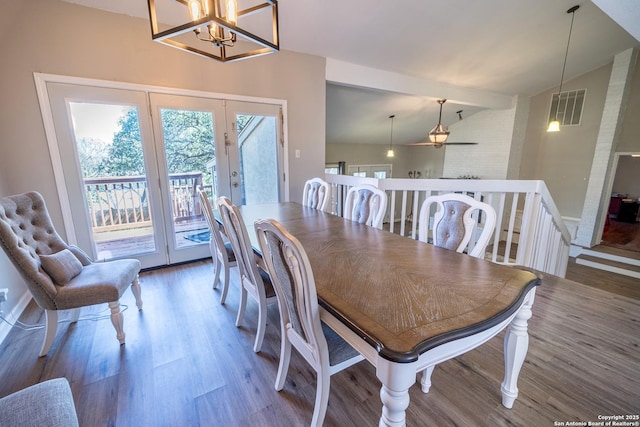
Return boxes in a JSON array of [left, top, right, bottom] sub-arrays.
[[45, 82, 283, 268]]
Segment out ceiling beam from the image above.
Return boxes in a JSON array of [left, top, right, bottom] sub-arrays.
[[326, 58, 514, 110]]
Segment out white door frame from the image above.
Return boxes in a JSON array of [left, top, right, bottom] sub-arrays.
[[34, 72, 289, 255]]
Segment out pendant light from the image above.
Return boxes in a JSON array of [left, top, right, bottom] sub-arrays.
[[386, 115, 396, 158], [429, 99, 450, 143], [147, 0, 279, 63], [548, 5, 580, 132]]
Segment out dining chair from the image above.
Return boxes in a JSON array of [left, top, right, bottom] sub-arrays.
[[255, 218, 363, 427], [344, 184, 388, 229], [0, 191, 142, 357], [416, 192, 497, 392], [216, 197, 277, 353], [302, 177, 331, 211], [417, 192, 497, 258], [197, 187, 237, 304]]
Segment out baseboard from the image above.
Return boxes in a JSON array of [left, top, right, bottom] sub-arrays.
[[580, 248, 640, 267], [575, 257, 640, 279], [569, 244, 584, 258], [0, 292, 32, 345]]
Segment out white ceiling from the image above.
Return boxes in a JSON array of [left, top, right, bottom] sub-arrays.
[[62, 0, 639, 145]]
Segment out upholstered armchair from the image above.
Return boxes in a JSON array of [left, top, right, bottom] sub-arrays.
[[0, 191, 142, 357], [0, 378, 78, 427]]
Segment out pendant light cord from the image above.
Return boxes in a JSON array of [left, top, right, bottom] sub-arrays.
[[558, 6, 579, 95], [389, 115, 395, 149]]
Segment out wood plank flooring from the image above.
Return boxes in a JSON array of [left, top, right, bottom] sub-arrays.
[[601, 218, 640, 253], [0, 259, 638, 426]]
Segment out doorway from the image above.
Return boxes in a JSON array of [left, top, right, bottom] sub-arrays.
[[601, 153, 640, 253], [38, 75, 285, 269]]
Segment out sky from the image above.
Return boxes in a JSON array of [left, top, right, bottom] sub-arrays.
[[69, 102, 132, 143]]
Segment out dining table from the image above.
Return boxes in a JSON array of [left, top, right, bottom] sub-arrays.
[[228, 202, 540, 427]]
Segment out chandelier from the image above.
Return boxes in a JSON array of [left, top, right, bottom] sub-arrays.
[[429, 99, 450, 144], [147, 0, 279, 62]]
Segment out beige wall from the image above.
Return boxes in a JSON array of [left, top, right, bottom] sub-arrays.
[[326, 143, 445, 179], [520, 63, 613, 218], [617, 56, 640, 153], [0, 0, 326, 226], [0, 0, 326, 315], [612, 156, 640, 199]]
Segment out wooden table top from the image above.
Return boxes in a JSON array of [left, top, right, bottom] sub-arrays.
[[238, 202, 540, 363]]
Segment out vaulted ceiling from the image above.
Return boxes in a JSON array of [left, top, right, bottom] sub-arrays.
[[60, 0, 640, 145]]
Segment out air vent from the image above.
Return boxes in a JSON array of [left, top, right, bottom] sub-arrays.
[[548, 89, 586, 127]]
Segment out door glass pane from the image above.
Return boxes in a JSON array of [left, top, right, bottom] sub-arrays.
[[159, 108, 216, 248], [69, 102, 156, 259], [237, 114, 279, 204]]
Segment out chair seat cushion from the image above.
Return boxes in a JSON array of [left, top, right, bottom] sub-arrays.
[[322, 322, 361, 367], [258, 266, 276, 299], [224, 241, 236, 262], [39, 249, 83, 285], [54, 258, 141, 309]]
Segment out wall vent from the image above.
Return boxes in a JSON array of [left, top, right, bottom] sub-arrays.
[[548, 89, 586, 127]]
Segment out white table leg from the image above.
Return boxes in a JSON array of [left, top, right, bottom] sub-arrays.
[[501, 288, 536, 408], [376, 357, 416, 427]]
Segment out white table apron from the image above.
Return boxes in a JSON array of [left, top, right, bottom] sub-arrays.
[[320, 287, 537, 427]]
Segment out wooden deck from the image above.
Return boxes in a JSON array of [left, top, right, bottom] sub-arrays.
[[94, 217, 208, 259]]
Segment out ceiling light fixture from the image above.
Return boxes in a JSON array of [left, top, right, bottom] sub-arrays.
[[386, 115, 396, 158], [147, 0, 279, 63], [429, 99, 450, 144], [548, 5, 580, 132]]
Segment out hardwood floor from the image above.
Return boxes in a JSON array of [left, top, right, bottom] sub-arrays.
[[0, 259, 638, 426], [601, 218, 640, 253]]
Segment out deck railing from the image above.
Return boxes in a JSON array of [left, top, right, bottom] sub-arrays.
[[84, 173, 209, 233], [324, 174, 571, 277]]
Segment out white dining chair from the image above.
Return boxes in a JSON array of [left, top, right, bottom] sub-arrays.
[[416, 192, 497, 392], [216, 197, 277, 353], [255, 218, 363, 427], [197, 187, 237, 304], [344, 184, 388, 229], [418, 192, 497, 258], [302, 177, 331, 212]]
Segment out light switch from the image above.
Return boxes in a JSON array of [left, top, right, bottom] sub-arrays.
[[295, 149, 301, 158]]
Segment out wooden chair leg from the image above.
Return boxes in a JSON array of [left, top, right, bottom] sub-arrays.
[[275, 330, 292, 391], [39, 310, 58, 357], [420, 365, 435, 393], [131, 276, 143, 310], [212, 255, 222, 290], [219, 263, 230, 305], [311, 369, 331, 427], [235, 286, 248, 327], [109, 301, 125, 344], [253, 298, 268, 353]]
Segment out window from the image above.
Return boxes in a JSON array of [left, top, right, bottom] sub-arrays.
[[548, 89, 586, 127], [347, 164, 392, 178], [325, 161, 345, 175]]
